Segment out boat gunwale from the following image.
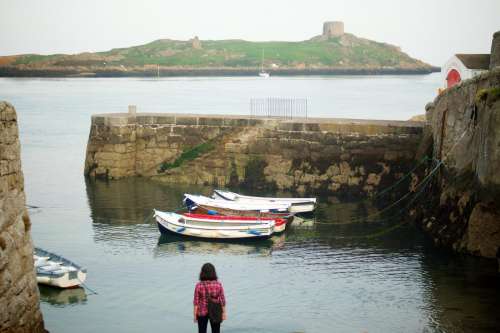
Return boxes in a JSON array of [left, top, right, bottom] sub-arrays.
[[214, 189, 317, 204], [184, 193, 291, 211], [155, 211, 275, 231], [35, 247, 86, 271], [182, 212, 285, 224]]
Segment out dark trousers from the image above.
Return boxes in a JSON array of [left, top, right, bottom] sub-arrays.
[[197, 315, 220, 333]]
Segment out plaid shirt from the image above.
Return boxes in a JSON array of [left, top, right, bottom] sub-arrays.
[[193, 281, 226, 316]]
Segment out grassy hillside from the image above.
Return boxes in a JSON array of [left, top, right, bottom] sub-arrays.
[[0, 33, 437, 76]]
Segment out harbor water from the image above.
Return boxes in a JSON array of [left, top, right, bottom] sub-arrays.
[[1, 75, 500, 333]]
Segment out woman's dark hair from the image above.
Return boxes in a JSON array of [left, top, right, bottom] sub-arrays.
[[199, 263, 218, 281]]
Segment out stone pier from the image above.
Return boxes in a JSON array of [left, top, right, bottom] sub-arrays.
[[85, 112, 423, 198]]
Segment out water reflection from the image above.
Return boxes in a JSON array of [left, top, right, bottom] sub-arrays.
[[38, 285, 87, 307], [155, 233, 286, 257], [85, 178, 210, 248], [83, 178, 500, 332], [421, 252, 500, 333], [85, 177, 209, 223]]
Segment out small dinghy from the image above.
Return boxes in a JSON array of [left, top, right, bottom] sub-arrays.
[[34, 248, 87, 289], [183, 194, 292, 219], [213, 189, 317, 213], [154, 210, 282, 239]]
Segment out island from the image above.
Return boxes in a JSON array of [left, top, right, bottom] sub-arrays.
[[0, 22, 439, 77]]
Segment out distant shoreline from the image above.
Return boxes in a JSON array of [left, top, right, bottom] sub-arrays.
[[0, 66, 440, 78]]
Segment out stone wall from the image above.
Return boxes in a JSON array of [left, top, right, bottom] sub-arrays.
[[414, 69, 500, 258], [0, 102, 45, 332], [85, 113, 423, 198]]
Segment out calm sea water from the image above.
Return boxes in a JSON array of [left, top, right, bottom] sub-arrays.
[[1, 75, 500, 333]]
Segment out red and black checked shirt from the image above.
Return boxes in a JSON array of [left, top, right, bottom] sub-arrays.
[[193, 281, 226, 316]]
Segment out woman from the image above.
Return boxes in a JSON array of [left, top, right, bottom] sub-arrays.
[[193, 263, 227, 333]]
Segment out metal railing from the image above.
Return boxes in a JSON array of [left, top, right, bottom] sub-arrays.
[[250, 98, 308, 119]]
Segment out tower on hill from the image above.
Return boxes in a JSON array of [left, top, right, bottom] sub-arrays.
[[323, 21, 344, 38]]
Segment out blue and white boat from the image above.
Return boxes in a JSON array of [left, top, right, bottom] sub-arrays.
[[154, 210, 275, 239], [34, 248, 87, 288]]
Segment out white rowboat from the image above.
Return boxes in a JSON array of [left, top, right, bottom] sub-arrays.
[[183, 194, 292, 218], [154, 210, 278, 239], [213, 190, 316, 213], [34, 248, 87, 289]]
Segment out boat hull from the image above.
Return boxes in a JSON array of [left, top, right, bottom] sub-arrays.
[[155, 210, 274, 240], [36, 270, 87, 289], [34, 248, 87, 289]]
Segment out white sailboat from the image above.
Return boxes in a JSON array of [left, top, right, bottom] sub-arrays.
[[259, 49, 270, 78]]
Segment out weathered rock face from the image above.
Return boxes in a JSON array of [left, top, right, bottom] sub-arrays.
[[85, 113, 423, 198], [490, 31, 500, 70], [0, 102, 45, 332], [414, 69, 500, 258]]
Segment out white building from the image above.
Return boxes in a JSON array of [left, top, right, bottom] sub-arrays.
[[442, 54, 490, 88]]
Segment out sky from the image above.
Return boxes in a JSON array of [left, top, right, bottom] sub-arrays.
[[0, 0, 499, 66]]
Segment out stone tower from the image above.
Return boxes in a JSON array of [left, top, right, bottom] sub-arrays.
[[490, 31, 500, 69], [191, 36, 202, 50], [323, 21, 344, 38]]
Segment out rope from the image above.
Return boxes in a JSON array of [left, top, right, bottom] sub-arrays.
[[440, 127, 470, 163], [309, 125, 472, 239], [143, 211, 154, 223], [78, 278, 98, 295], [312, 158, 441, 226], [316, 155, 431, 210], [313, 173, 436, 240], [371, 155, 429, 199]]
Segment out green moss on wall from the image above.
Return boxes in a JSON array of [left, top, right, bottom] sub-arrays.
[[158, 141, 215, 172]]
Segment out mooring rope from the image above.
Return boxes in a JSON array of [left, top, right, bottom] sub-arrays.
[[310, 154, 431, 211], [308, 125, 472, 239], [371, 155, 430, 199], [77, 278, 99, 295], [311, 158, 441, 226], [314, 172, 436, 240]]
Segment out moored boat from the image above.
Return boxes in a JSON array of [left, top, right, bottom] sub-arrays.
[[213, 189, 317, 213], [183, 194, 292, 219], [34, 248, 87, 289], [154, 210, 278, 239]]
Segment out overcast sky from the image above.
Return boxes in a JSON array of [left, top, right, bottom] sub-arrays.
[[0, 0, 499, 66]]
